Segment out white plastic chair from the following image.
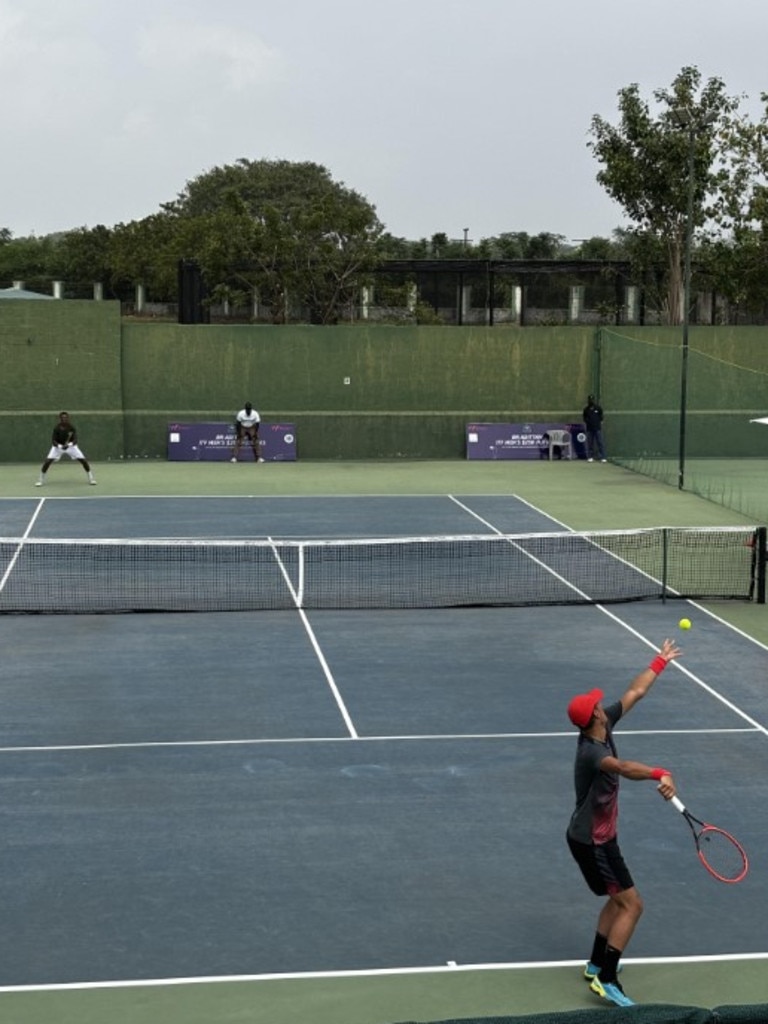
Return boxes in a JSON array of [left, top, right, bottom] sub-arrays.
[[546, 429, 572, 461]]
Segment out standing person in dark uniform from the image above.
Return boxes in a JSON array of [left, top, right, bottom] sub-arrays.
[[566, 638, 681, 1007], [583, 394, 606, 462], [36, 412, 96, 486], [230, 402, 264, 463]]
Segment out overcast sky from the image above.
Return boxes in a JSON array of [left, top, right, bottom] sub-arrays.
[[1, 0, 766, 244]]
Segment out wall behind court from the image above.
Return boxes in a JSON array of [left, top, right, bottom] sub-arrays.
[[0, 301, 123, 461], [120, 323, 593, 458], [8, 306, 766, 462]]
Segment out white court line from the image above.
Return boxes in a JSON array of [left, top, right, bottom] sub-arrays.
[[0, 497, 46, 595], [0, 726, 758, 755], [507, 492, 768, 651], [687, 596, 768, 653], [1, 951, 767, 992], [14, 492, 489, 502], [268, 535, 358, 739], [450, 495, 768, 738]]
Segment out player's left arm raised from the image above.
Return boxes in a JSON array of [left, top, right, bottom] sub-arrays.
[[620, 638, 682, 716]]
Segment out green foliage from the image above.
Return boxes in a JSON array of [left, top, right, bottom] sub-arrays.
[[108, 214, 181, 298], [3, 93, 768, 324], [375, 233, 417, 259], [57, 226, 113, 289], [0, 234, 59, 290], [572, 234, 626, 260], [589, 66, 739, 323], [163, 158, 383, 323], [702, 91, 768, 312], [479, 231, 567, 259]]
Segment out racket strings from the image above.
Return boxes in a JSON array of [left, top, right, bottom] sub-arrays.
[[697, 827, 748, 882]]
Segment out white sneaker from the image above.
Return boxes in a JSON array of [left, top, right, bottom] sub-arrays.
[[230, 457, 237, 463], [600, 459, 607, 463], [35, 480, 43, 487], [258, 458, 265, 463], [89, 479, 97, 485], [587, 458, 594, 463]]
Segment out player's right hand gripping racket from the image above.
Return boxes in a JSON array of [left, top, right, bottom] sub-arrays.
[[670, 795, 748, 884]]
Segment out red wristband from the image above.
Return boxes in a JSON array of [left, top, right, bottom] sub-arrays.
[[650, 767, 670, 781], [648, 656, 667, 674]]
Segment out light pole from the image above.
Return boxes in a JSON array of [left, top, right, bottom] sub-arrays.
[[673, 107, 715, 491], [678, 115, 695, 491]]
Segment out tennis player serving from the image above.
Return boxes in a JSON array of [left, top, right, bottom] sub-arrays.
[[566, 637, 681, 1008], [36, 411, 96, 487]]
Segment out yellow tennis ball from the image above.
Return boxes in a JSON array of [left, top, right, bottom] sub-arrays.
[[678, 618, 692, 630]]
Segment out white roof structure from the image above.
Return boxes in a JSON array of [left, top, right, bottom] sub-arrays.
[[0, 286, 54, 300]]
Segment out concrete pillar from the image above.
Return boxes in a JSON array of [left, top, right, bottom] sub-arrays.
[[696, 291, 713, 325], [252, 287, 260, 319], [136, 283, 146, 312], [52, 281, 64, 299], [93, 282, 104, 301], [406, 283, 417, 314], [360, 285, 372, 320], [509, 285, 522, 325], [569, 285, 585, 323], [460, 284, 472, 321], [625, 286, 640, 324], [12, 280, 24, 290]]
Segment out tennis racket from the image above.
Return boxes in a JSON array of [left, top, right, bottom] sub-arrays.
[[671, 795, 748, 883]]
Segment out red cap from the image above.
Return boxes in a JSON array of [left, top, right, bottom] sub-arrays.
[[567, 688, 603, 728]]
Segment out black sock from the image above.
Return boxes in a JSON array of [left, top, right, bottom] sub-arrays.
[[589, 932, 608, 968], [598, 945, 623, 985]]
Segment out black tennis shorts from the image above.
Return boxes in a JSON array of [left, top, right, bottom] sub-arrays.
[[567, 833, 634, 895]]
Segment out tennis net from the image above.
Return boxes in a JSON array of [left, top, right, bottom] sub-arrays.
[[0, 526, 764, 614]]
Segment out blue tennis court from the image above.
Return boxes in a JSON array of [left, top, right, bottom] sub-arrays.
[[0, 493, 766, 991]]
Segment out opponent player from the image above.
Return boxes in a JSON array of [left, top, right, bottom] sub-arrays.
[[36, 411, 96, 486], [230, 402, 264, 463], [566, 638, 681, 1007]]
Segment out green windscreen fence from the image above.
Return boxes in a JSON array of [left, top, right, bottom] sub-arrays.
[[598, 328, 768, 522]]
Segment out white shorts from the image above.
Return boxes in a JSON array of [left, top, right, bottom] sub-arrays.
[[46, 444, 86, 461]]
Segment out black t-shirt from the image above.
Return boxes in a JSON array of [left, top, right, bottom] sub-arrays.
[[567, 700, 623, 844], [52, 422, 77, 446]]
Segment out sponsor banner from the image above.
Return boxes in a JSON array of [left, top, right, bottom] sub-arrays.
[[167, 422, 297, 462], [466, 423, 587, 460]]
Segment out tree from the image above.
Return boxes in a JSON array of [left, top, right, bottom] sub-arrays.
[[571, 235, 626, 260], [478, 231, 567, 260], [166, 159, 384, 323], [699, 91, 768, 315], [57, 226, 113, 292], [589, 66, 739, 324], [108, 214, 183, 299], [0, 234, 58, 291], [375, 232, 416, 259]]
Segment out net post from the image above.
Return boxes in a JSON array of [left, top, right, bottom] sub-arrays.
[[661, 527, 668, 603], [756, 527, 767, 605]]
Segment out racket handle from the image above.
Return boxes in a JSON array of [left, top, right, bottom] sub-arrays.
[[670, 795, 685, 813]]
